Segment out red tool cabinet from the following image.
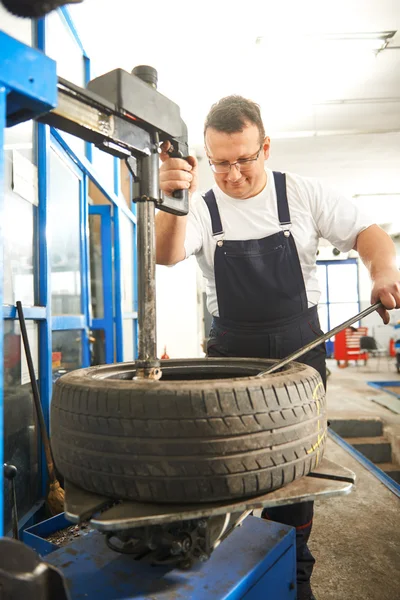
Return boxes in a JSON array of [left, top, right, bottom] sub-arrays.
[[334, 327, 368, 365]]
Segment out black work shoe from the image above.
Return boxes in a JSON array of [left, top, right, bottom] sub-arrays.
[[298, 591, 316, 600]]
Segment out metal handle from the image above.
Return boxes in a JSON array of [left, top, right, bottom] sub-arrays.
[[169, 150, 190, 211], [4, 464, 19, 540], [260, 302, 383, 376]]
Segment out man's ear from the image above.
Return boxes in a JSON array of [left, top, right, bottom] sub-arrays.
[[263, 137, 271, 160]]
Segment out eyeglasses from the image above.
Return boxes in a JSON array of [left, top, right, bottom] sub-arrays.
[[208, 144, 263, 174]]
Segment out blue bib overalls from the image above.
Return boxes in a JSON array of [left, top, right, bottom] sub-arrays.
[[205, 172, 326, 599]]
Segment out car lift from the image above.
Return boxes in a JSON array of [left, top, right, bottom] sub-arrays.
[[0, 31, 355, 599]]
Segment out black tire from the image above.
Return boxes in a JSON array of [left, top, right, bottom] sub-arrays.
[[50, 358, 327, 504]]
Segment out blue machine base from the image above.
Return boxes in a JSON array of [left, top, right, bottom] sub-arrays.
[[45, 515, 296, 600]]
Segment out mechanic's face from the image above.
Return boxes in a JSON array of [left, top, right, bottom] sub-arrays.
[[205, 123, 270, 199]]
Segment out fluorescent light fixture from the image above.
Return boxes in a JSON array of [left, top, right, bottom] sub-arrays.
[[320, 31, 396, 54], [256, 30, 396, 53]]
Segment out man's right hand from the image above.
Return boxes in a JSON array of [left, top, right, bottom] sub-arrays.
[[159, 141, 198, 197]]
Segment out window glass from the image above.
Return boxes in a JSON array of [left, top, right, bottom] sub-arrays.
[[89, 214, 104, 319], [120, 213, 134, 313], [49, 147, 82, 315], [91, 329, 106, 366], [327, 263, 358, 303], [52, 330, 82, 380], [122, 320, 134, 362], [316, 264, 327, 303], [91, 147, 115, 195], [329, 303, 360, 330], [3, 320, 40, 534], [45, 11, 86, 157], [3, 124, 36, 306], [0, 5, 32, 44], [317, 304, 328, 333], [46, 10, 84, 87]]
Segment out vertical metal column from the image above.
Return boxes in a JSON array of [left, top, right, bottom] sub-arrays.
[[36, 18, 54, 497], [136, 148, 159, 377], [0, 86, 6, 536], [80, 174, 91, 367]]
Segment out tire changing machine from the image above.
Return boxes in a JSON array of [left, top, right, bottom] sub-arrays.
[[0, 32, 355, 600]]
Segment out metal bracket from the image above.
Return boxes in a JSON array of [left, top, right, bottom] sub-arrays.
[[64, 458, 355, 531]]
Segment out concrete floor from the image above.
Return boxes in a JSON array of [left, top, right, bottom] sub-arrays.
[[325, 357, 400, 461], [310, 357, 400, 600]]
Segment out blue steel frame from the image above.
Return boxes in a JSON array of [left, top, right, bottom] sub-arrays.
[[89, 204, 115, 364], [317, 258, 360, 355], [37, 516, 297, 600], [0, 78, 5, 538], [1, 10, 138, 533], [0, 30, 57, 535]]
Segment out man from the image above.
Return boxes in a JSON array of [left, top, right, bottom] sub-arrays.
[[155, 95, 400, 600]]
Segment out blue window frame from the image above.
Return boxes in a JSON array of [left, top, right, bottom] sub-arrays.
[[317, 258, 360, 356], [89, 204, 114, 364]]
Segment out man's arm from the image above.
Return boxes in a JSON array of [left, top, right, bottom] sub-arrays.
[[156, 142, 198, 266], [355, 224, 400, 323], [155, 212, 187, 265]]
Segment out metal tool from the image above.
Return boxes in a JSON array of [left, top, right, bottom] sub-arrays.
[[38, 66, 190, 380], [16, 301, 65, 514], [262, 301, 383, 375], [3, 464, 19, 540]]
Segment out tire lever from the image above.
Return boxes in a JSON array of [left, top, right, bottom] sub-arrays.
[[260, 302, 383, 376]]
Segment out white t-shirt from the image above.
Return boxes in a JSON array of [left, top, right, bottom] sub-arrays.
[[184, 168, 375, 317]]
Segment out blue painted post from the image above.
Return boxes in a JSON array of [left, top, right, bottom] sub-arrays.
[[0, 86, 6, 536], [83, 56, 92, 161], [81, 175, 91, 367], [36, 18, 54, 496], [114, 157, 124, 362], [37, 121, 53, 497], [100, 207, 114, 363], [114, 206, 123, 363]]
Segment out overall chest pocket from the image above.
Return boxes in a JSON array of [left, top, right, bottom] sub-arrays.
[[222, 244, 285, 259]]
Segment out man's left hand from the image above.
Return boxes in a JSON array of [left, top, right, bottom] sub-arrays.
[[371, 268, 400, 324]]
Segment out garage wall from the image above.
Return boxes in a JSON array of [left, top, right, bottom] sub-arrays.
[[156, 258, 203, 359]]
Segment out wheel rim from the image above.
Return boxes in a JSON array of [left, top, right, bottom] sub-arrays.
[[90, 358, 290, 381]]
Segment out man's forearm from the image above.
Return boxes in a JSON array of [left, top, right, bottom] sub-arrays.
[[155, 211, 187, 265], [355, 224, 397, 278]]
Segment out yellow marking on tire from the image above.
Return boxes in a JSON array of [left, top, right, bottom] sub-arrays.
[[307, 381, 326, 457]]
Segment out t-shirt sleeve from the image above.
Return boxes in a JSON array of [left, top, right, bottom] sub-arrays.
[[184, 192, 204, 258], [306, 178, 376, 252]]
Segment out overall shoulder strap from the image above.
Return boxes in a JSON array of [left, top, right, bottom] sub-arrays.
[[202, 189, 224, 236], [273, 171, 291, 227]]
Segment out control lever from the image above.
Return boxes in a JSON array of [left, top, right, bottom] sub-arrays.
[[4, 464, 19, 540], [166, 146, 190, 214]]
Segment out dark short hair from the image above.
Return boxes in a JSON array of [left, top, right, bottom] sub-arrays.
[[204, 95, 265, 142]]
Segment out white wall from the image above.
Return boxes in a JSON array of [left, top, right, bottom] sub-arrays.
[[156, 257, 203, 359]]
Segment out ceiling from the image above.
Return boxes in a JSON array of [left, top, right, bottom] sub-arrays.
[[70, 0, 400, 228]]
